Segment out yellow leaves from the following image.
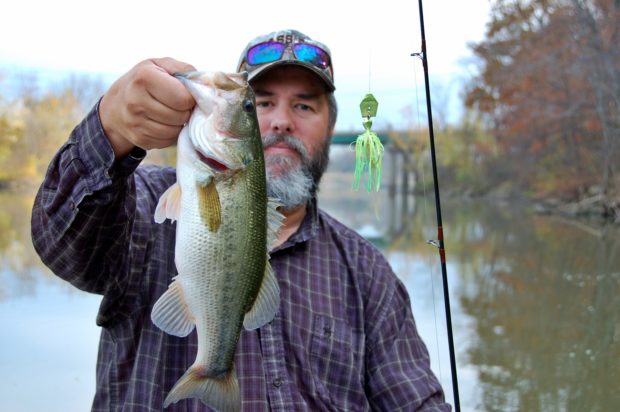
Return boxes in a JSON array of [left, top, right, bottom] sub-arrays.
[[0, 80, 91, 185], [22, 155, 39, 180]]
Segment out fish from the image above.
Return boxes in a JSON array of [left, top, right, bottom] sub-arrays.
[[151, 70, 283, 411]]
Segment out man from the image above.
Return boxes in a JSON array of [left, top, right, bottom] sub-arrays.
[[31, 29, 450, 411]]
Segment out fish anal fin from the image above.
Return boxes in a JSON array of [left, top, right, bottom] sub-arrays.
[[164, 366, 240, 412], [151, 279, 195, 337], [198, 180, 221, 232], [243, 261, 280, 330], [154, 183, 182, 223]]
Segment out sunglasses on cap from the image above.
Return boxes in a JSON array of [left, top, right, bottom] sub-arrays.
[[245, 41, 332, 71]]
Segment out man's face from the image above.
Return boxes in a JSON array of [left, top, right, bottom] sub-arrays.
[[251, 65, 333, 208]]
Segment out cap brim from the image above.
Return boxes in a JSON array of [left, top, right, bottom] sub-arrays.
[[247, 60, 335, 92]]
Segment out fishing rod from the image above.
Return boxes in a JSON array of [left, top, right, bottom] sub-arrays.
[[412, 0, 461, 410]]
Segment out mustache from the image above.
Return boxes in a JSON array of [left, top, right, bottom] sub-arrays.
[[262, 134, 309, 161]]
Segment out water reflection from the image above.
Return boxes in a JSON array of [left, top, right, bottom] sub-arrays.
[[1, 191, 49, 299], [0, 189, 103, 411], [1, 169, 619, 410], [449, 204, 620, 412]]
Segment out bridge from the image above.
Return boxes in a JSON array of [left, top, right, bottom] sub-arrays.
[[331, 133, 389, 146]]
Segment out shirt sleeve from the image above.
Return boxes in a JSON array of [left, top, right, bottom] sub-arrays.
[[30, 100, 146, 297], [365, 258, 452, 411]]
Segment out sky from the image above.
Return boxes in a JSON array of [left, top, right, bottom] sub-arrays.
[[1, 0, 491, 131]]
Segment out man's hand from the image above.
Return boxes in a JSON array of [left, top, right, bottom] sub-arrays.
[[99, 57, 196, 158]]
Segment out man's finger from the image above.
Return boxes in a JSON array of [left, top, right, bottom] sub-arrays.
[[147, 58, 196, 112], [152, 57, 196, 75], [143, 95, 192, 127]]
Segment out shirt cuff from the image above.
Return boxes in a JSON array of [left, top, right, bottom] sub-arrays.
[[73, 99, 145, 190]]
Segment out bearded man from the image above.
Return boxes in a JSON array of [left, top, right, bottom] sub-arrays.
[[31, 29, 450, 411]]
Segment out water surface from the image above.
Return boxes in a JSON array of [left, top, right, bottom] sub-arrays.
[[1, 157, 618, 411]]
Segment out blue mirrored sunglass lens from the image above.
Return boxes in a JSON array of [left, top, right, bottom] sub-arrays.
[[247, 42, 286, 65], [293, 44, 329, 69]]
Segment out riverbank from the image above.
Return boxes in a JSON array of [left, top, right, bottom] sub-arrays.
[[532, 192, 620, 224], [440, 184, 620, 226]]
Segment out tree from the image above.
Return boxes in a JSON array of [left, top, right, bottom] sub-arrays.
[[465, 0, 620, 204], [569, 0, 620, 198], [0, 72, 103, 184]]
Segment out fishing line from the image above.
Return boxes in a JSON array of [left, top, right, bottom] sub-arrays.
[[412, 55, 444, 385], [352, 44, 383, 195], [366, 44, 382, 220], [368, 46, 372, 92]]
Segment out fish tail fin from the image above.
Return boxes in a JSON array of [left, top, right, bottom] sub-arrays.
[[164, 366, 240, 412]]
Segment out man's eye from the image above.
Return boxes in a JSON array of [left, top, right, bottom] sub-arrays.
[[297, 104, 312, 111]]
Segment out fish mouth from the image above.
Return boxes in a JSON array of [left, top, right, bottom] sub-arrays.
[[196, 150, 230, 172]]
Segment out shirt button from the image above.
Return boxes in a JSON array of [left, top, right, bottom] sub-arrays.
[[272, 377, 283, 388]]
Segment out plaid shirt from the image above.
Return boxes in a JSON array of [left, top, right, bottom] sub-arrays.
[[31, 103, 450, 411]]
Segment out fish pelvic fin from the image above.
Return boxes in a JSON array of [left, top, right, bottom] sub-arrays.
[[266, 197, 285, 251], [198, 179, 221, 232], [164, 366, 240, 412], [154, 183, 182, 223], [243, 260, 280, 330], [151, 279, 195, 337]]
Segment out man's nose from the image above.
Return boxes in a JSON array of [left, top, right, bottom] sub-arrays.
[[269, 106, 294, 134]]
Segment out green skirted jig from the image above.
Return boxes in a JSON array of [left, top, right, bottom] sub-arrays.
[[353, 93, 384, 191]]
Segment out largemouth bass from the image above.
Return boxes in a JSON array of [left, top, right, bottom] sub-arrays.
[[152, 71, 283, 411]]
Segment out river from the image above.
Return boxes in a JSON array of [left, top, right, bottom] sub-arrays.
[[1, 150, 618, 411]]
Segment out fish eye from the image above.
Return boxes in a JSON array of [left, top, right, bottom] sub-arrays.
[[242, 99, 255, 113]]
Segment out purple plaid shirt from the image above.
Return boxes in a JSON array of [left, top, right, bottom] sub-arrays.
[[31, 102, 450, 411]]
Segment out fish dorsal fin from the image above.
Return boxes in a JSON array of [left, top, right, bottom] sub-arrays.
[[198, 179, 221, 232], [243, 261, 280, 330], [154, 183, 182, 223], [266, 197, 285, 251], [151, 279, 195, 337], [213, 71, 244, 91]]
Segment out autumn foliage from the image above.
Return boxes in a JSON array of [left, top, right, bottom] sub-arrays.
[[0, 73, 177, 187], [0, 74, 104, 186], [465, 0, 620, 203]]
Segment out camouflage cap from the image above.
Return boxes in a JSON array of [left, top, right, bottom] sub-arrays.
[[237, 29, 335, 92]]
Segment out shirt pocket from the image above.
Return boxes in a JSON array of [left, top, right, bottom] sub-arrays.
[[309, 315, 367, 411]]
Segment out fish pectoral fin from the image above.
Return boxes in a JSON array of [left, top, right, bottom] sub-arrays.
[[151, 279, 195, 337], [243, 261, 280, 330], [266, 197, 285, 252], [198, 179, 221, 232], [154, 183, 182, 223]]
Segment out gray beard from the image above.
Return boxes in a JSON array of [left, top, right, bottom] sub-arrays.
[[262, 133, 330, 210]]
